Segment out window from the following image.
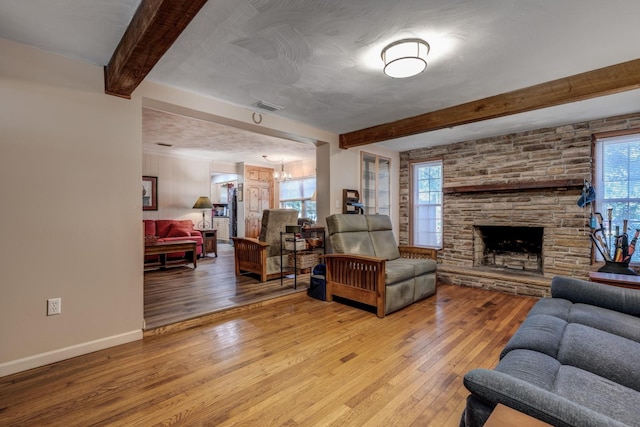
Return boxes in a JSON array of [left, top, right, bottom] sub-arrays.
[[279, 177, 316, 221], [361, 152, 390, 215], [595, 132, 640, 262], [411, 160, 443, 248]]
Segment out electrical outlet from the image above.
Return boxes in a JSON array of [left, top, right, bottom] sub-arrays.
[[47, 298, 61, 316]]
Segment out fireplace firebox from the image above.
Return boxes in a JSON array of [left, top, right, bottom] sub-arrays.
[[473, 226, 544, 273]]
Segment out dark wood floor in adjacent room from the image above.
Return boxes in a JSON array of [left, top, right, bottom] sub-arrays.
[[1, 283, 537, 427], [144, 242, 310, 329]]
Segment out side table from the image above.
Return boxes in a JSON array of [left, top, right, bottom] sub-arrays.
[[280, 227, 326, 289], [199, 229, 217, 257], [588, 271, 640, 289], [484, 404, 551, 427]]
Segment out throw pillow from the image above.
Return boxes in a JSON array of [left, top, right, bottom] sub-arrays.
[[179, 220, 195, 230], [167, 224, 192, 238]]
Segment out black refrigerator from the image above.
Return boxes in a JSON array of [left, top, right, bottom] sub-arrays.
[[230, 188, 237, 240]]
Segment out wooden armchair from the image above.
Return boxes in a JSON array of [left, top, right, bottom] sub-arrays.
[[231, 209, 299, 282]]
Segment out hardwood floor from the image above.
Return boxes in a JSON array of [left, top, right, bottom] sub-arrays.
[[144, 242, 310, 329], [1, 284, 538, 426]]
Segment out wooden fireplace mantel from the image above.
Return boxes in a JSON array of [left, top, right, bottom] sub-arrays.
[[442, 178, 584, 195]]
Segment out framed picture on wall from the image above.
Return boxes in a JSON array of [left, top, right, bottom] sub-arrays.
[[142, 176, 157, 211]]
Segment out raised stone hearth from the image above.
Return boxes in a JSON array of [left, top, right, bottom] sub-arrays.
[[399, 111, 640, 295]]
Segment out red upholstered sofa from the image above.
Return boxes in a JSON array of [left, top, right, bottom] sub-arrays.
[[144, 219, 203, 261]]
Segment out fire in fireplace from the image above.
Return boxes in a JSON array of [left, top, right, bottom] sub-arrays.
[[473, 225, 544, 273]]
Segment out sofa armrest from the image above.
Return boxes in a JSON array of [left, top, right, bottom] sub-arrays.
[[398, 245, 437, 260], [551, 276, 640, 317], [463, 369, 628, 427]]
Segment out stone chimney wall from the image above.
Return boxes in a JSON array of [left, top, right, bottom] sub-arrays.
[[399, 112, 640, 295]]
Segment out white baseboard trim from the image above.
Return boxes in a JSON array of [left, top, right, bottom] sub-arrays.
[[0, 329, 142, 377]]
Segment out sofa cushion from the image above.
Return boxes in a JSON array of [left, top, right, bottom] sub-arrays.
[[366, 215, 401, 260], [413, 273, 436, 301], [384, 260, 416, 284], [500, 314, 568, 359], [557, 323, 640, 392], [143, 219, 156, 236], [369, 229, 401, 260], [167, 224, 192, 238], [464, 367, 631, 427], [551, 275, 640, 318], [496, 349, 560, 391], [330, 231, 376, 256], [569, 303, 640, 344], [492, 349, 640, 427], [178, 219, 194, 229], [393, 258, 437, 276], [385, 279, 415, 314], [527, 297, 573, 320], [528, 298, 640, 344], [155, 220, 176, 238], [327, 214, 368, 234], [553, 365, 640, 427]]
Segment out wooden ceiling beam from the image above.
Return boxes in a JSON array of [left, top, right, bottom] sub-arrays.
[[104, 0, 208, 99], [339, 58, 640, 149]]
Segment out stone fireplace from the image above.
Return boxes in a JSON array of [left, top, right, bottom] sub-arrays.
[[473, 225, 544, 273], [396, 113, 640, 296]]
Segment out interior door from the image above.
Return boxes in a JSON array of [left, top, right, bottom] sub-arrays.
[[244, 165, 274, 238]]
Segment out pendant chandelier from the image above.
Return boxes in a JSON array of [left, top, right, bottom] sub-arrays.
[[262, 155, 291, 182]]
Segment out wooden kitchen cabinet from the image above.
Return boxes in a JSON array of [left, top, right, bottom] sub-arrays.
[[212, 217, 229, 241]]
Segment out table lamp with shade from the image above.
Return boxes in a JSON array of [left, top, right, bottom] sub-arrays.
[[192, 196, 213, 229]]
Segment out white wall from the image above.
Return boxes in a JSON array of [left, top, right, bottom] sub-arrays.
[[0, 39, 143, 375], [0, 36, 396, 377], [143, 153, 212, 226], [328, 144, 401, 238]]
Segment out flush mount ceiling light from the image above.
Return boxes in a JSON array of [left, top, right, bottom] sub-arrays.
[[381, 38, 430, 78]]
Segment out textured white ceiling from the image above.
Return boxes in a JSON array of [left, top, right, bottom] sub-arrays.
[[2, 0, 640, 161], [143, 108, 316, 163]]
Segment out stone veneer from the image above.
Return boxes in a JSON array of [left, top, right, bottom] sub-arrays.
[[399, 112, 640, 296]]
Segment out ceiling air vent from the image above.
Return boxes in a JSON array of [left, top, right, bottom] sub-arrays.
[[156, 143, 173, 147], [254, 100, 284, 112]]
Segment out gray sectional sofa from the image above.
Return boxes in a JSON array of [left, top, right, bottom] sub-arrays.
[[461, 275, 640, 427], [323, 214, 437, 317]]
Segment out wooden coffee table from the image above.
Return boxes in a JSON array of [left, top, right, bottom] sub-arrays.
[[144, 240, 198, 270]]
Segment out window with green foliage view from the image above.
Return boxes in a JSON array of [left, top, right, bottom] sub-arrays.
[[412, 160, 442, 248]]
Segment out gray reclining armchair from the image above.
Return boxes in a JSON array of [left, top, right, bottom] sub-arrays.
[[323, 214, 437, 317]]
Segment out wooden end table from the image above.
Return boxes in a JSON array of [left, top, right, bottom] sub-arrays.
[[484, 404, 551, 427], [588, 271, 640, 289], [144, 240, 198, 270], [199, 229, 217, 257]]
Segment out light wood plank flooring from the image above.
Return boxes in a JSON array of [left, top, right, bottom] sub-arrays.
[[1, 284, 537, 426], [144, 242, 310, 329]]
